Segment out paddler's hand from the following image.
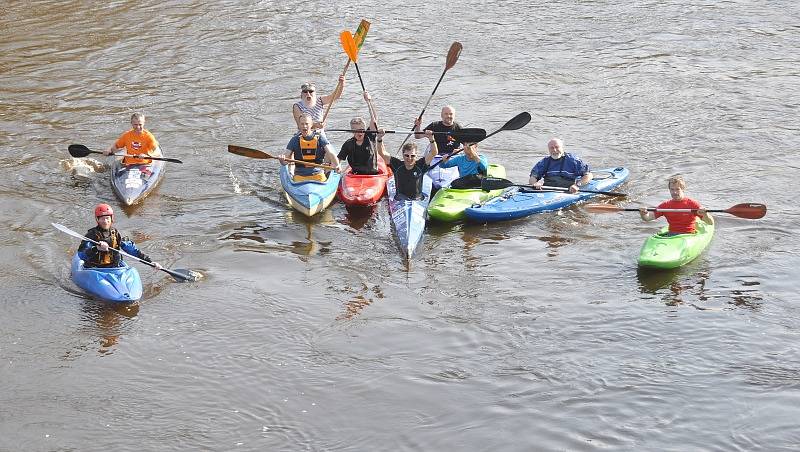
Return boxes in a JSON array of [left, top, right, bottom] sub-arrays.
[[363, 91, 371, 102], [277, 155, 288, 165], [377, 128, 385, 141], [568, 183, 579, 194], [152, 262, 163, 270], [97, 241, 109, 252], [532, 180, 544, 190]]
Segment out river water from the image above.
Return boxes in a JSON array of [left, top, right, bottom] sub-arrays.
[[2, 1, 799, 450]]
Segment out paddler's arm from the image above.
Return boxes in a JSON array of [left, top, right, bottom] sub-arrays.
[[569, 172, 593, 194], [377, 129, 391, 165], [320, 74, 345, 105], [698, 209, 714, 225], [423, 130, 438, 165], [413, 117, 425, 139], [639, 207, 655, 221], [323, 144, 342, 173]]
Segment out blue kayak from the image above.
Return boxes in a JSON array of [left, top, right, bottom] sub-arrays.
[[279, 165, 341, 217], [386, 172, 433, 261], [70, 254, 143, 303], [464, 167, 630, 222]]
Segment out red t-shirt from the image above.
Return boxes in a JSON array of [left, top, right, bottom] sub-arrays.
[[655, 198, 702, 233]]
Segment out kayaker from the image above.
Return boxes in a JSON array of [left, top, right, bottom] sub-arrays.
[[78, 204, 162, 270], [639, 175, 714, 236], [103, 112, 159, 166], [292, 76, 345, 132], [437, 142, 488, 189], [380, 130, 438, 200], [280, 114, 341, 182], [337, 91, 381, 175], [413, 105, 463, 155], [528, 138, 593, 194]]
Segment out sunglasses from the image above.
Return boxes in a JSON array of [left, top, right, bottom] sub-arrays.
[[403, 154, 416, 158], [352, 129, 366, 133], [301, 89, 315, 94]]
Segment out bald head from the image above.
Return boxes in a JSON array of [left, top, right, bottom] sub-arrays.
[[441, 106, 455, 126]]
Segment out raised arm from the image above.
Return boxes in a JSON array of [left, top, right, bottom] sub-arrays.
[[423, 130, 438, 165]]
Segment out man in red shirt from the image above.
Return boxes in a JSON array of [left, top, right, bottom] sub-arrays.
[[639, 175, 714, 235]]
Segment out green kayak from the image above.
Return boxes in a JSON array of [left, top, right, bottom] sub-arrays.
[[427, 164, 506, 222], [638, 220, 715, 269]]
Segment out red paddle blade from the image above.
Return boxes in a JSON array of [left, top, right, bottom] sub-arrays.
[[445, 42, 462, 70], [725, 203, 766, 219]]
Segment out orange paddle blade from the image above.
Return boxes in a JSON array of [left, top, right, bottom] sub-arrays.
[[340, 31, 358, 62]]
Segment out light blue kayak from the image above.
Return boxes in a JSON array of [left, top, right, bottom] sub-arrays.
[[70, 254, 143, 303], [464, 167, 630, 222], [279, 165, 341, 217], [387, 173, 433, 261]]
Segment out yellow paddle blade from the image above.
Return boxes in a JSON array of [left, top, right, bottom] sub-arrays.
[[354, 20, 370, 49], [340, 31, 358, 63]]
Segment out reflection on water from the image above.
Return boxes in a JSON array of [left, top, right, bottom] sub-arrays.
[[335, 281, 385, 321], [341, 204, 378, 230], [79, 300, 140, 355], [219, 217, 334, 258], [637, 264, 765, 310]]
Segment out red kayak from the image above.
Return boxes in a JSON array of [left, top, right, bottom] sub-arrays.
[[337, 158, 391, 206]]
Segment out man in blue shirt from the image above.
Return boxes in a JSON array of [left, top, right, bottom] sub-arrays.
[[529, 137, 592, 194], [438, 142, 488, 189]]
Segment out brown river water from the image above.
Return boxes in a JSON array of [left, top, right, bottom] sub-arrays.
[[1, 1, 799, 450]]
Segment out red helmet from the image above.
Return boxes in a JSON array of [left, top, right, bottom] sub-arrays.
[[94, 203, 114, 219]]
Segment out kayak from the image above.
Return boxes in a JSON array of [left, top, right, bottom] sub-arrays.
[[426, 154, 460, 192], [279, 165, 341, 217], [427, 164, 507, 222], [337, 158, 391, 206], [387, 172, 433, 261], [638, 220, 715, 269], [111, 147, 166, 206], [70, 254, 143, 302], [464, 167, 630, 222]]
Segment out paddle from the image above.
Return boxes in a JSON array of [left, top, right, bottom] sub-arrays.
[[227, 144, 337, 170], [52, 223, 201, 282], [322, 20, 370, 124], [427, 112, 531, 170], [325, 128, 486, 142], [340, 29, 377, 121], [481, 177, 627, 197], [397, 41, 463, 151], [68, 144, 183, 164], [584, 203, 767, 219]]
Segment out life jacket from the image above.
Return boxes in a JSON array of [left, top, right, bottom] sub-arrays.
[[96, 228, 119, 266], [297, 134, 323, 165]]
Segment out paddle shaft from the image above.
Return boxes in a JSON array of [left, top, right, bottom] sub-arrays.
[[51, 223, 190, 281], [397, 42, 462, 151], [71, 146, 182, 163]]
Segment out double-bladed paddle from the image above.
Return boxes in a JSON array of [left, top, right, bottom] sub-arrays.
[[427, 112, 532, 170], [68, 144, 183, 164], [397, 42, 463, 151], [584, 203, 767, 219], [322, 19, 370, 124], [325, 127, 487, 143], [480, 177, 627, 197], [52, 223, 201, 282], [227, 144, 337, 170]]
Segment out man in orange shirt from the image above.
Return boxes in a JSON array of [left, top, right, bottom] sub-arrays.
[[104, 112, 159, 165]]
